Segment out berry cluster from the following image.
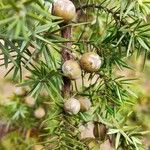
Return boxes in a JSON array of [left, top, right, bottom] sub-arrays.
[[53, 0, 102, 115]]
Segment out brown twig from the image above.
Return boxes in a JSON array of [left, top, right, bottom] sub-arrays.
[[61, 25, 74, 98]]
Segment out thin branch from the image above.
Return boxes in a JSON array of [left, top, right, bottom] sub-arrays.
[[76, 4, 125, 25]]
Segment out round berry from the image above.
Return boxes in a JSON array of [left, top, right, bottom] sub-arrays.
[[62, 60, 81, 80], [64, 98, 80, 115], [77, 96, 91, 112], [25, 96, 35, 107], [80, 52, 102, 72], [34, 107, 45, 119], [53, 0, 76, 22]]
